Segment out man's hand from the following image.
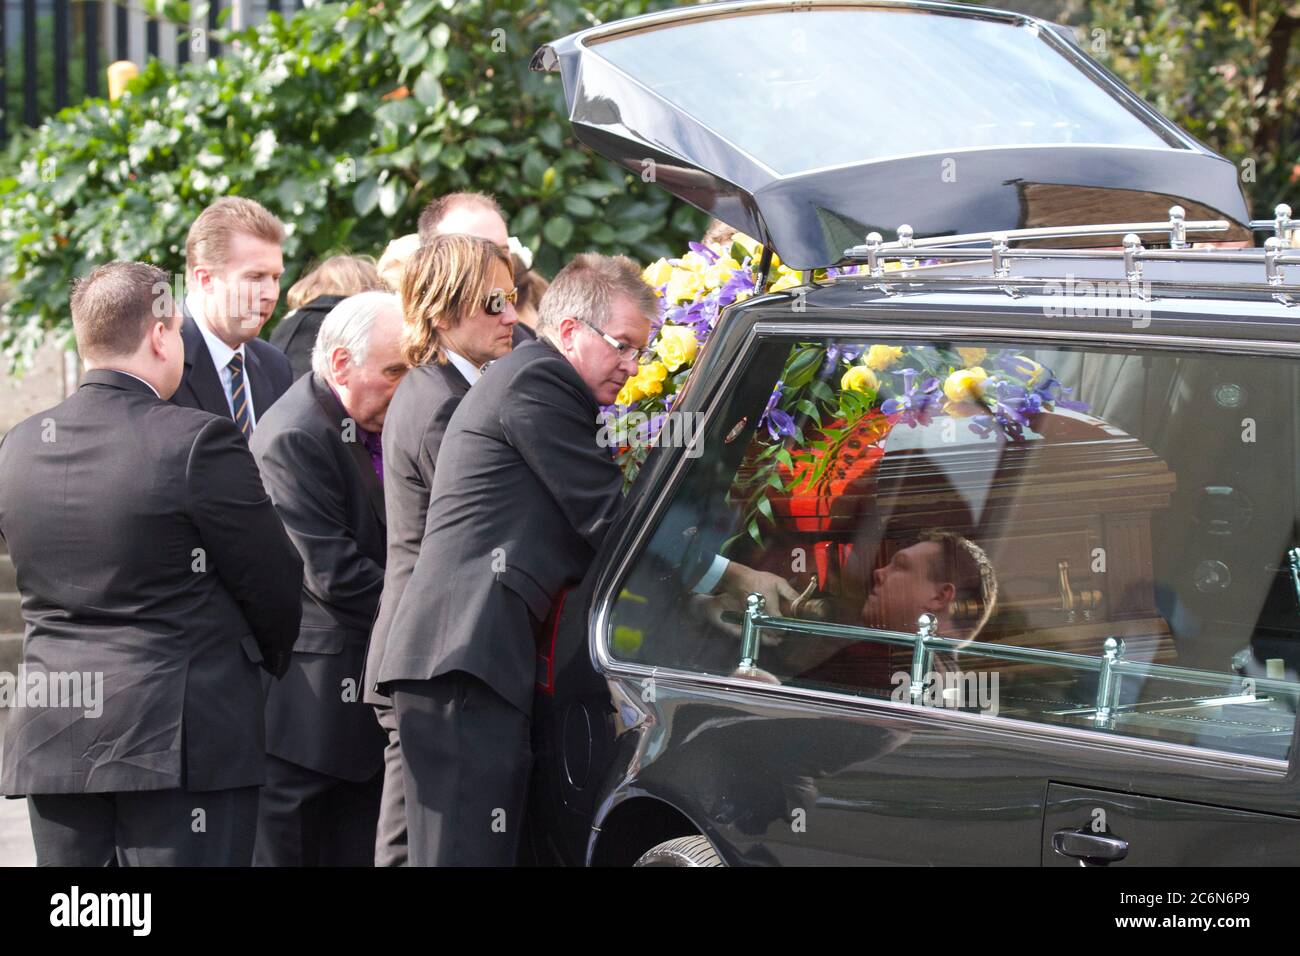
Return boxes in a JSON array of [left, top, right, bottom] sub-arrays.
[[716, 561, 799, 617]]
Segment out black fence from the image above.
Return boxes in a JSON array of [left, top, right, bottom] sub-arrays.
[[1, 0, 302, 147]]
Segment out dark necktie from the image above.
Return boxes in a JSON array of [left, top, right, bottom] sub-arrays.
[[228, 352, 252, 437]]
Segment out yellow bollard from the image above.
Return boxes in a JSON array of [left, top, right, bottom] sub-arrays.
[[107, 61, 140, 101]]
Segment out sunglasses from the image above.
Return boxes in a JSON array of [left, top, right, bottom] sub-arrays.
[[484, 287, 519, 315]]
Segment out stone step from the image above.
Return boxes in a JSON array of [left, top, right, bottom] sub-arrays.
[[0, 595, 20, 634], [0, 632, 21, 676], [0, 554, 14, 592]]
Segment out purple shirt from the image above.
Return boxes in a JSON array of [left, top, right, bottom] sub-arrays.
[[358, 426, 383, 482]]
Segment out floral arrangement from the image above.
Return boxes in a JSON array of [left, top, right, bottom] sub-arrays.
[[607, 233, 1086, 547], [602, 233, 871, 485]]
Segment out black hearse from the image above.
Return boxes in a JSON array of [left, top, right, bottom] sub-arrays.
[[525, 0, 1300, 866]]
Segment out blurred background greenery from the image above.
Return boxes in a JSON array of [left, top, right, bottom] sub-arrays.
[[0, 0, 1296, 367]]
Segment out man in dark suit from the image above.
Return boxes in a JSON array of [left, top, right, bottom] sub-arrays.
[[377, 254, 792, 865], [363, 234, 518, 866], [172, 196, 293, 434], [0, 261, 303, 866], [250, 291, 407, 866]]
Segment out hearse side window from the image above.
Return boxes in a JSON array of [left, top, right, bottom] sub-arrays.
[[608, 336, 1300, 761]]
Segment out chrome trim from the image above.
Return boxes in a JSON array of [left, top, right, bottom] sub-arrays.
[[847, 215, 1229, 254], [588, 317, 1300, 777]]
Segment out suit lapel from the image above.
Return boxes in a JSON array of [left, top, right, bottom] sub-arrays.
[[309, 374, 386, 531], [243, 343, 269, 421], [180, 304, 232, 419]]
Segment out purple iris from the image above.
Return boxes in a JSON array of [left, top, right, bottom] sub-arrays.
[[758, 381, 797, 441], [719, 267, 757, 307], [880, 368, 943, 428], [688, 241, 720, 264], [820, 342, 864, 376]]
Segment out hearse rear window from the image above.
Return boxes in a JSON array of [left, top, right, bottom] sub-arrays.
[[608, 336, 1300, 762], [590, 8, 1174, 175]]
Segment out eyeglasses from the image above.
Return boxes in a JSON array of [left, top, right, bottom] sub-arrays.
[[484, 287, 519, 316], [574, 316, 648, 365]]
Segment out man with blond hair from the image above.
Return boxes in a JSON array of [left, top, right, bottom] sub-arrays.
[[173, 195, 293, 435], [0, 261, 302, 865]]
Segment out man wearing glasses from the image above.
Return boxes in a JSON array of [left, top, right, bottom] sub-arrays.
[[379, 253, 793, 866]]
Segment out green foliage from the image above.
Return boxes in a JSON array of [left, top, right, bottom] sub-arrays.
[[0, 0, 703, 368]]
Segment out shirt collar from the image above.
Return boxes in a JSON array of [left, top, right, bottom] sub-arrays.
[[444, 349, 481, 385], [104, 369, 161, 397], [186, 294, 245, 369]]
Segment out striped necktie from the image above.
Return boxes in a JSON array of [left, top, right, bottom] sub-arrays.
[[228, 352, 253, 437]]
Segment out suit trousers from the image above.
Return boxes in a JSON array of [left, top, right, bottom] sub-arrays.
[[253, 755, 382, 867], [27, 786, 259, 866], [391, 671, 532, 866], [372, 703, 408, 867]]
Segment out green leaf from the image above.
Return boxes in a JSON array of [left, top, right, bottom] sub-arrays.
[[563, 194, 597, 218], [394, 33, 430, 69], [378, 177, 409, 217], [746, 518, 764, 547], [543, 215, 574, 247], [413, 71, 444, 108], [809, 378, 835, 403], [399, 0, 438, 28], [521, 150, 548, 189], [756, 496, 775, 523], [353, 175, 380, 216], [429, 22, 452, 48]]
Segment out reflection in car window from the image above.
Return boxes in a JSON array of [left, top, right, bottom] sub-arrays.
[[609, 337, 1300, 762], [590, 9, 1173, 175]]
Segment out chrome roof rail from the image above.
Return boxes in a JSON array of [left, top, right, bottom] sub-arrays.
[[838, 206, 1300, 307], [844, 206, 1231, 258], [1248, 203, 1294, 245]]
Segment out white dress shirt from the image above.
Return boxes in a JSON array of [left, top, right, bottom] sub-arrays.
[[444, 349, 482, 386], [187, 296, 256, 429]]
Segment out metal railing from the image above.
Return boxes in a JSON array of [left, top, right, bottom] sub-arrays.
[[838, 204, 1300, 305]]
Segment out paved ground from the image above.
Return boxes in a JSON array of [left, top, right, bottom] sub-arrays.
[[0, 710, 36, 867]]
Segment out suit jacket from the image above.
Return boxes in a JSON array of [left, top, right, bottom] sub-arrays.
[[172, 302, 293, 428], [376, 339, 628, 714], [249, 374, 388, 781], [0, 370, 303, 795], [362, 361, 471, 706], [269, 294, 345, 381]]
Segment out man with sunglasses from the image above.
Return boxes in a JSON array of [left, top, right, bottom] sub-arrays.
[[379, 253, 793, 866]]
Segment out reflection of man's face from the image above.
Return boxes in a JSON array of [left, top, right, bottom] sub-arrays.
[[860, 541, 954, 632]]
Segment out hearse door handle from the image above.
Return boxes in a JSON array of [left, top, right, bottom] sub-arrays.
[[1051, 828, 1129, 865]]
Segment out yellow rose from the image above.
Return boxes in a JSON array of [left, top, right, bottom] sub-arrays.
[[943, 367, 989, 403], [702, 256, 741, 291], [642, 258, 673, 290], [653, 324, 698, 373], [865, 345, 903, 371], [614, 379, 644, 406], [768, 268, 803, 292], [678, 251, 710, 274], [956, 347, 987, 368], [665, 266, 704, 304], [840, 364, 880, 394], [638, 361, 667, 397], [731, 232, 779, 269]]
